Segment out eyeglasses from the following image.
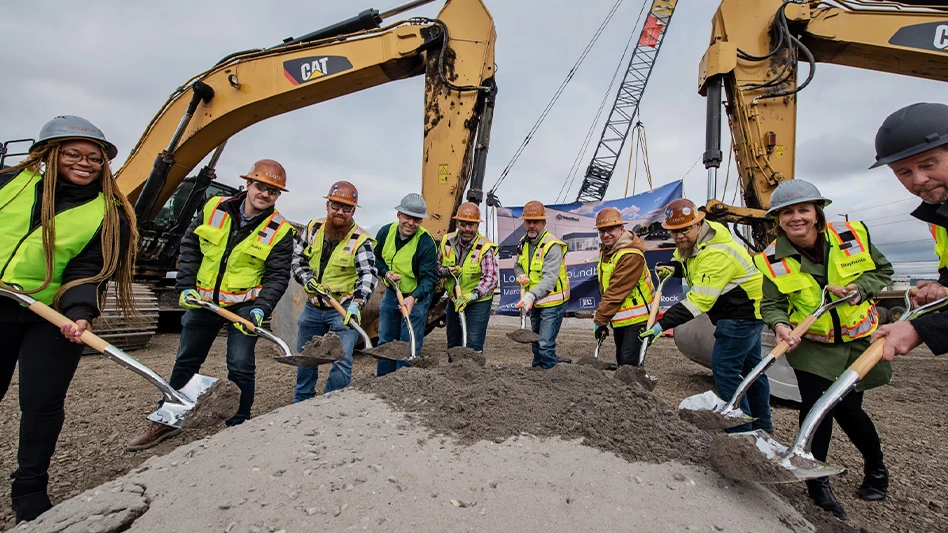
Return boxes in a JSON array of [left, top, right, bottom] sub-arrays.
[[60, 150, 105, 167], [669, 225, 694, 236], [457, 221, 478, 229], [251, 181, 282, 196], [597, 225, 621, 234], [328, 201, 355, 214]]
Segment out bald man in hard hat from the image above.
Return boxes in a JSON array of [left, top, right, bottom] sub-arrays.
[[437, 202, 499, 355], [292, 181, 378, 401], [128, 159, 296, 450], [514, 201, 571, 369], [593, 207, 653, 368]]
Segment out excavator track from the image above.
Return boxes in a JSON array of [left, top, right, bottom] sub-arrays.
[[85, 282, 159, 355]]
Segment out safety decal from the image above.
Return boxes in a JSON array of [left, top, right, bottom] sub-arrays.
[[283, 56, 354, 86]]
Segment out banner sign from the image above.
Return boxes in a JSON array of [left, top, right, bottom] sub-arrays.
[[495, 181, 685, 315]]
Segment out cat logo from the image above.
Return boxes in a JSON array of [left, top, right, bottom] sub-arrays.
[[283, 56, 354, 86], [936, 24, 948, 50]]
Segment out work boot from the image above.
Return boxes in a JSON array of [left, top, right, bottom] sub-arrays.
[[11, 476, 52, 523], [858, 459, 889, 501], [806, 477, 847, 519], [126, 422, 182, 451], [556, 356, 572, 364]]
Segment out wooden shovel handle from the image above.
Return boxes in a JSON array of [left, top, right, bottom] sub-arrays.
[[645, 287, 663, 330], [850, 338, 885, 378], [28, 301, 109, 353], [770, 313, 820, 359], [212, 305, 257, 333], [454, 282, 464, 300], [393, 286, 411, 319], [320, 292, 348, 318]]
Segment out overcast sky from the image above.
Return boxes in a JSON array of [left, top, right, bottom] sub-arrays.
[[2, 0, 945, 269]]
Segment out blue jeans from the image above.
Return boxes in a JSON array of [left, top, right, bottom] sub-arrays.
[[376, 290, 431, 376], [528, 304, 566, 369], [169, 305, 259, 426], [710, 318, 773, 433], [446, 298, 491, 354], [294, 303, 359, 402]]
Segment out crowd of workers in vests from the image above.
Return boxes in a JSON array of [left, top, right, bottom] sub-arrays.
[[2, 101, 947, 523]]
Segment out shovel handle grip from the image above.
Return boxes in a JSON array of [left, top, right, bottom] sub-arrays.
[[28, 301, 109, 353], [393, 286, 411, 319], [770, 314, 820, 358], [213, 305, 257, 333], [453, 283, 464, 300], [850, 338, 885, 378], [323, 293, 348, 318]]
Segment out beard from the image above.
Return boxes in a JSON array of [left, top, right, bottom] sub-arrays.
[[676, 241, 695, 258], [325, 215, 351, 242], [913, 183, 948, 204]]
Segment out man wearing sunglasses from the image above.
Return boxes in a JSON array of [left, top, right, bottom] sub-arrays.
[[639, 198, 772, 434], [128, 159, 295, 450], [291, 181, 377, 400]]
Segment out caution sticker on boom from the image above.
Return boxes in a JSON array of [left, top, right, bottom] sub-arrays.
[[283, 56, 353, 86]]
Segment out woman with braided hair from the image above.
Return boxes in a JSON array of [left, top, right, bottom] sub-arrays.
[[0, 115, 137, 523]]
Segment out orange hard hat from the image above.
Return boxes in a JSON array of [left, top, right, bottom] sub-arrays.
[[522, 200, 546, 221], [241, 159, 288, 192], [324, 180, 360, 207], [661, 198, 705, 230], [453, 202, 482, 223], [595, 207, 624, 229]]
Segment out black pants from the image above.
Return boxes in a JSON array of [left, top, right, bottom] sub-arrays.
[[795, 369, 883, 465], [0, 310, 83, 489], [613, 324, 646, 366]]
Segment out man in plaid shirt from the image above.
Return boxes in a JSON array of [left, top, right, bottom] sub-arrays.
[[291, 181, 377, 401]]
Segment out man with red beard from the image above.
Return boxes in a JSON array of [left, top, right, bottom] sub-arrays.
[[292, 181, 377, 400]]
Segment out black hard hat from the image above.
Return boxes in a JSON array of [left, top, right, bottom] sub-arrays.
[[870, 102, 948, 169]]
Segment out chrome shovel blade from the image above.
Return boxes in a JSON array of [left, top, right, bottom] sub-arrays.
[[726, 430, 846, 483], [147, 373, 216, 429], [679, 390, 748, 420]]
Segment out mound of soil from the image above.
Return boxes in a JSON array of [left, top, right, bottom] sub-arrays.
[[708, 433, 797, 483], [679, 407, 748, 431], [180, 379, 240, 429], [299, 332, 346, 362], [447, 346, 486, 367], [615, 365, 657, 391], [367, 340, 413, 361], [506, 329, 540, 343], [576, 355, 611, 370]]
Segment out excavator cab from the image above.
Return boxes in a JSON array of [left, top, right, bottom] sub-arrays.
[[0, 138, 35, 168]]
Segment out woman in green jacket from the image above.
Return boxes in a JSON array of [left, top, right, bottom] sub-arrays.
[[755, 180, 893, 520]]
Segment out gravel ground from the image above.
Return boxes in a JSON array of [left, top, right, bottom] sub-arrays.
[[1, 319, 946, 532]]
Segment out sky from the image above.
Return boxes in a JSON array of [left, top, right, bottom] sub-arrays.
[[2, 0, 945, 268]]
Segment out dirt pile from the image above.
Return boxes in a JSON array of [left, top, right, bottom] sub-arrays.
[[709, 433, 796, 483], [446, 346, 485, 367], [180, 379, 240, 429]]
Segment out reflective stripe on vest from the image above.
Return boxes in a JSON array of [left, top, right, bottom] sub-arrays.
[[754, 221, 878, 343], [303, 218, 372, 304], [380, 222, 431, 294], [0, 170, 105, 305], [440, 232, 497, 302], [516, 230, 570, 307], [597, 247, 654, 327], [930, 224, 948, 271], [193, 196, 293, 306]]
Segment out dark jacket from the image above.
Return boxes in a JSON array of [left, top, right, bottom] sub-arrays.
[[176, 192, 294, 316], [0, 170, 131, 323], [909, 200, 948, 355], [374, 223, 438, 301]]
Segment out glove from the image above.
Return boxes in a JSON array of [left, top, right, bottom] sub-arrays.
[[655, 262, 675, 277], [449, 265, 462, 278], [516, 274, 530, 287], [344, 302, 361, 326], [516, 292, 536, 312], [179, 289, 202, 309], [454, 292, 475, 313], [638, 324, 663, 343], [234, 308, 264, 336], [304, 278, 328, 295], [594, 325, 609, 341]]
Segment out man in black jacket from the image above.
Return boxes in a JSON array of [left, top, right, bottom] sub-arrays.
[[127, 159, 295, 450], [870, 102, 948, 360]]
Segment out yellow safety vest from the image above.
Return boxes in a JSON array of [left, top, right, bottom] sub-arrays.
[[0, 170, 105, 305], [755, 221, 879, 343], [193, 196, 293, 306], [517, 230, 570, 308], [930, 224, 948, 271], [380, 222, 432, 294], [598, 248, 654, 327], [440, 232, 497, 302], [302, 218, 373, 304]]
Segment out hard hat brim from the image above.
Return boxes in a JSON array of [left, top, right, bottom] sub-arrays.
[[869, 134, 948, 169], [453, 215, 482, 223], [662, 210, 704, 230], [31, 136, 118, 161], [765, 197, 832, 217], [324, 195, 360, 207], [242, 175, 288, 192], [396, 206, 427, 219]]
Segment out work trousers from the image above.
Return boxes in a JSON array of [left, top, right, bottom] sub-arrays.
[[795, 369, 884, 466], [710, 318, 773, 433], [169, 305, 258, 425], [294, 303, 359, 401], [613, 323, 647, 366], [376, 290, 432, 376], [529, 304, 567, 369], [445, 298, 491, 354]]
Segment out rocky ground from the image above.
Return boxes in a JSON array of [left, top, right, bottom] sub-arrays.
[[1, 318, 946, 532]]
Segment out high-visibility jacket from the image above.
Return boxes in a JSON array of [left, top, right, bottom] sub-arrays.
[[380, 222, 432, 294], [302, 218, 373, 304], [598, 248, 654, 327], [0, 170, 105, 305], [930, 224, 948, 271], [517, 230, 570, 308], [440, 232, 497, 303], [755, 221, 879, 343], [193, 196, 293, 306]]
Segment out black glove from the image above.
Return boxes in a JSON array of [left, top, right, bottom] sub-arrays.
[[594, 325, 609, 341]]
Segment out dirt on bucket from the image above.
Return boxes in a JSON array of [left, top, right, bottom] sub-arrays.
[[708, 434, 797, 483], [180, 379, 240, 429], [366, 340, 412, 361], [298, 332, 346, 365], [615, 365, 657, 392], [679, 408, 748, 431], [447, 346, 486, 367], [506, 329, 540, 343]]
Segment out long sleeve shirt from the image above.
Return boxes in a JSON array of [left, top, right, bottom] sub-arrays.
[[513, 234, 564, 300], [291, 220, 378, 307], [436, 234, 499, 300], [375, 223, 438, 301], [908, 200, 948, 355], [594, 231, 647, 327]]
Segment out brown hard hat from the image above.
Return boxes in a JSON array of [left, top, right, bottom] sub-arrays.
[[522, 200, 546, 221], [453, 202, 482, 223], [325, 180, 360, 207], [595, 207, 624, 229], [241, 159, 288, 192], [661, 198, 705, 230]]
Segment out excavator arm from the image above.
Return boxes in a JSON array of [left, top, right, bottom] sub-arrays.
[[698, 0, 948, 250]]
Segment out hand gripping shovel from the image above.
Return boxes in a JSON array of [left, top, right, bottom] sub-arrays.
[[629, 266, 675, 389], [306, 286, 374, 363], [507, 287, 540, 344], [0, 288, 234, 429], [578, 333, 611, 370], [679, 285, 858, 430], [716, 288, 948, 484], [185, 295, 317, 367], [445, 271, 482, 364]]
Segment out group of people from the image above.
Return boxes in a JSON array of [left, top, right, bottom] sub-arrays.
[[2, 100, 946, 524]]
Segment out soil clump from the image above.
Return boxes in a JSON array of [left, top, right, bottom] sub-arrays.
[[447, 346, 486, 367], [679, 406, 748, 430], [298, 332, 346, 364], [708, 433, 797, 483], [615, 365, 657, 391], [366, 340, 413, 361], [180, 379, 240, 429], [506, 328, 540, 343], [576, 355, 611, 370]]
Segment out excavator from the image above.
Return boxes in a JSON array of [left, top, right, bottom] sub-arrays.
[[676, 0, 948, 400], [4, 0, 497, 351]]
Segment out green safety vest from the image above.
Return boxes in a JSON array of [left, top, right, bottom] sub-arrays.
[[380, 222, 432, 294], [930, 224, 948, 271], [0, 170, 105, 305], [440, 232, 497, 302], [517, 230, 570, 308], [302, 218, 373, 303], [193, 196, 293, 306], [598, 248, 654, 327], [755, 221, 879, 343]]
